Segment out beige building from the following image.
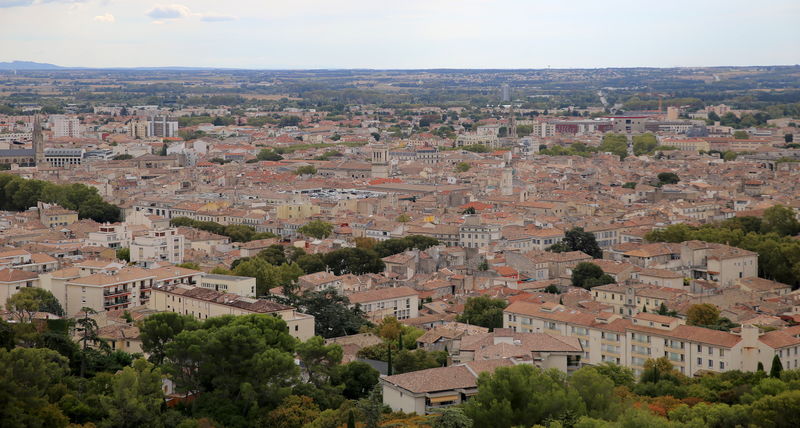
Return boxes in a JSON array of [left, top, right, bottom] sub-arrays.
[[0, 268, 40, 306], [348, 286, 419, 321], [59, 267, 156, 315], [38, 204, 79, 228], [199, 273, 257, 298], [459, 215, 501, 249], [276, 201, 321, 220], [503, 302, 800, 377], [147, 284, 314, 341]]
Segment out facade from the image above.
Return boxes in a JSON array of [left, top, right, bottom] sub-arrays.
[[0, 268, 40, 305], [148, 284, 314, 340], [348, 286, 420, 321], [459, 215, 501, 249], [50, 115, 81, 138], [130, 228, 185, 266], [198, 273, 257, 298], [61, 267, 156, 315], [44, 148, 84, 167], [148, 116, 178, 138]]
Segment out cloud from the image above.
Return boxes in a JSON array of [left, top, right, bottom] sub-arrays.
[[146, 4, 191, 20], [200, 14, 237, 22], [93, 13, 115, 23]]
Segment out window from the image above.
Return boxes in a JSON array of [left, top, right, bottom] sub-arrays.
[[708, 360, 713, 368], [720, 361, 725, 370], [697, 357, 702, 365]]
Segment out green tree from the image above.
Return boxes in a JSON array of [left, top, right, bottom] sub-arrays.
[[257, 149, 284, 161], [456, 296, 507, 330], [455, 162, 471, 172], [262, 395, 321, 428], [632, 133, 658, 156], [139, 312, 200, 365], [101, 359, 165, 428], [429, 407, 473, 428], [356, 386, 383, 428], [396, 213, 411, 223], [599, 133, 628, 159], [295, 254, 326, 274], [549, 227, 603, 258], [657, 172, 680, 185], [733, 130, 749, 139], [750, 390, 800, 428], [687, 303, 720, 327], [571, 262, 615, 289], [760, 205, 800, 237], [296, 336, 343, 387], [770, 354, 784, 378], [298, 220, 334, 239], [464, 364, 585, 428], [569, 367, 622, 420], [622, 182, 636, 189], [332, 361, 380, 400], [593, 363, 635, 389], [0, 348, 70, 428], [291, 290, 371, 338], [6, 287, 64, 322], [295, 165, 317, 175], [322, 248, 384, 275], [116, 247, 130, 262]]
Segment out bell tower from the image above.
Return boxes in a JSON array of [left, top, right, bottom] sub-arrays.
[[371, 144, 389, 179], [33, 115, 44, 165]]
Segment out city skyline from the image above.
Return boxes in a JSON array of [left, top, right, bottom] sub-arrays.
[[1, 0, 799, 69]]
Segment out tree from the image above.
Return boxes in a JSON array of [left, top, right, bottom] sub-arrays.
[[371, 132, 380, 141], [785, 133, 794, 143], [770, 354, 783, 378], [296, 336, 343, 387], [279, 116, 302, 127], [101, 359, 165, 428], [632, 133, 658, 156], [599, 133, 628, 159], [139, 312, 200, 365], [331, 361, 379, 400], [570, 367, 621, 420], [455, 162, 470, 172], [116, 248, 130, 262], [733, 130, 749, 139], [657, 172, 680, 185], [464, 364, 585, 428], [322, 248, 384, 275], [0, 348, 70, 428], [462, 206, 477, 215], [158, 143, 168, 156], [396, 213, 411, 223], [622, 182, 637, 189], [429, 407, 473, 428], [291, 290, 371, 338], [298, 220, 333, 239], [233, 258, 304, 296], [258, 244, 288, 266], [760, 205, 800, 237], [456, 296, 507, 330], [550, 227, 602, 258], [393, 349, 446, 374], [262, 395, 321, 428], [356, 386, 383, 428], [544, 284, 560, 294], [687, 303, 720, 327], [593, 363, 635, 389], [257, 149, 284, 161], [571, 262, 615, 289], [295, 165, 317, 175], [6, 287, 64, 322], [295, 254, 326, 274]]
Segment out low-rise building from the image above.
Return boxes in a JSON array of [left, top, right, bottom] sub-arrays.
[[348, 286, 420, 321]]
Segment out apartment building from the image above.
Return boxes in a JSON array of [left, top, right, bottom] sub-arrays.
[[348, 286, 419, 321], [591, 283, 688, 316], [503, 302, 800, 376], [148, 284, 314, 340], [61, 267, 156, 315], [49, 114, 81, 138], [198, 273, 256, 298], [38, 204, 79, 228], [459, 215, 501, 249], [297, 271, 343, 293], [0, 268, 39, 304], [87, 223, 132, 249], [130, 228, 185, 266], [0, 248, 59, 273]]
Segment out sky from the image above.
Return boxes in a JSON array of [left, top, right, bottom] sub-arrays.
[[1, 0, 799, 69]]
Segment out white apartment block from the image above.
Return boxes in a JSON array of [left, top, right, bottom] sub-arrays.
[[459, 216, 501, 249], [50, 115, 81, 138], [348, 286, 419, 321], [504, 301, 800, 377], [87, 223, 132, 249], [131, 228, 185, 266]]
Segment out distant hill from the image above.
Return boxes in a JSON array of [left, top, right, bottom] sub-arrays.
[[0, 61, 64, 70]]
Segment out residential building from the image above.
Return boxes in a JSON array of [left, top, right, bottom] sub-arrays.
[[348, 286, 420, 321], [130, 228, 185, 266]]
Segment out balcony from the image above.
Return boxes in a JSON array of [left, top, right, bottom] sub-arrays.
[[104, 288, 131, 297], [105, 298, 130, 308]]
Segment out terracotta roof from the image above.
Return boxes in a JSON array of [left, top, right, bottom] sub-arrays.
[[348, 286, 419, 304], [0, 268, 38, 282], [381, 359, 512, 393]]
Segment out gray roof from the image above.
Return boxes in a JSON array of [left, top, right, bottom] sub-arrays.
[[0, 149, 34, 157], [202, 273, 253, 281]]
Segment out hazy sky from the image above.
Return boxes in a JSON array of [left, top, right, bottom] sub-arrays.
[[1, 0, 798, 69]]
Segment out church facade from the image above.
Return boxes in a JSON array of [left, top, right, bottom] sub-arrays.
[[0, 116, 44, 167]]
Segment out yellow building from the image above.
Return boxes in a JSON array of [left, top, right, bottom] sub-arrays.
[[276, 201, 321, 220], [148, 284, 314, 341]]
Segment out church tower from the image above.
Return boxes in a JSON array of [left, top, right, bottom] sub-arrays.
[[33, 115, 44, 165], [371, 144, 389, 179]]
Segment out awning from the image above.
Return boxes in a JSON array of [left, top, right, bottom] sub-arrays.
[[429, 395, 459, 403]]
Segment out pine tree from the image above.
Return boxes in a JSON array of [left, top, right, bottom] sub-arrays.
[[757, 361, 765, 372]]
